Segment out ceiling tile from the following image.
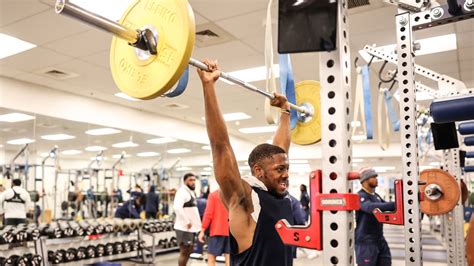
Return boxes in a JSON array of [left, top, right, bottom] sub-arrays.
[[189, 0, 268, 22], [80, 50, 111, 69], [455, 19, 474, 33], [0, 9, 91, 45], [192, 40, 259, 62], [43, 29, 112, 57], [0, 47, 73, 72], [0, 0, 50, 27], [456, 30, 474, 49], [459, 47, 474, 61]]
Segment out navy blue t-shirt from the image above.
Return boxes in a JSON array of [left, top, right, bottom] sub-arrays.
[[355, 189, 396, 244], [230, 186, 294, 266]]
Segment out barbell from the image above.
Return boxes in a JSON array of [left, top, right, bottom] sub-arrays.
[[54, 0, 322, 145]]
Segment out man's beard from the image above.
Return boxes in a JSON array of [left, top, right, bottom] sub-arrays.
[[186, 184, 195, 190]]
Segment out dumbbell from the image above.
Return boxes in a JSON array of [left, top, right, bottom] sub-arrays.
[[85, 245, 96, 259], [58, 222, 74, 237], [76, 247, 87, 260], [123, 241, 132, 253], [158, 239, 167, 249], [169, 236, 178, 247], [63, 248, 76, 262], [0, 226, 14, 244], [105, 243, 115, 256], [25, 225, 40, 241], [48, 250, 64, 264], [11, 226, 28, 242], [78, 220, 95, 235], [114, 242, 124, 254], [97, 219, 114, 233], [130, 240, 139, 251], [45, 223, 63, 239], [24, 253, 43, 266], [68, 221, 85, 236], [87, 219, 105, 234], [96, 244, 106, 257], [143, 221, 156, 233]]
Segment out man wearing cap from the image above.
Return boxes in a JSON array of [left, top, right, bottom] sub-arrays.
[[355, 168, 395, 266]]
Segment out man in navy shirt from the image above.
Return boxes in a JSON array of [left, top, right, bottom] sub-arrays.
[[355, 168, 396, 266]]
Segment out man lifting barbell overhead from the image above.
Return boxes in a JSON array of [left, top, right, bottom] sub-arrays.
[[198, 59, 295, 266]]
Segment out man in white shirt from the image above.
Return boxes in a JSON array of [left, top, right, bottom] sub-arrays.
[[173, 173, 202, 266], [0, 178, 32, 225]]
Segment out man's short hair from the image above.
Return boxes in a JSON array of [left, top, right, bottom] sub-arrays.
[[183, 173, 196, 181], [12, 179, 21, 186], [248, 143, 286, 170]]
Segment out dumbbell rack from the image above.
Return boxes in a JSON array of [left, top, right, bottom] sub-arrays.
[[138, 229, 179, 264], [0, 238, 44, 265]]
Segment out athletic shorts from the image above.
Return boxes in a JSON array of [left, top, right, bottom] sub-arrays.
[[355, 239, 392, 266], [175, 230, 195, 246], [208, 236, 230, 256]]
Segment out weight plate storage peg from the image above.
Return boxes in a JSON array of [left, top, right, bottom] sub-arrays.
[[291, 80, 321, 145], [110, 0, 195, 99], [419, 169, 460, 215]]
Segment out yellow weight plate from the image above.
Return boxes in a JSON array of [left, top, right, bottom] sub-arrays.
[[291, 80, 321, 145], [110, 0, 195, 100]]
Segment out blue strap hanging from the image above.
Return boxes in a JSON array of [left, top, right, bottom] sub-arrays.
[[383, 91, 400, 132], [362, 65, 373, 139], [164, 66, 189, 98], [278, 53, 297, 129]]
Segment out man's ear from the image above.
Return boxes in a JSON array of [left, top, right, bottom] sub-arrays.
[[253, 164, 264, 178]]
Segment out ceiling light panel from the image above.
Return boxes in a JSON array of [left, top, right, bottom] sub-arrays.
[[137, 152, 160, 157], [0, 113, 35, 123], [85, 128, 122, 136], [147, 137, 177, 144], [85, 146, 107, 151], [239, 126, 277, 134], [41, 134, 76, 141], [114, 92, 141, 101], [167, 148, 191, 154], [61, 150, 82, 155], [112, 141, 139, 148], [7, 138, 35, 145], [0, 33, 37, 60]]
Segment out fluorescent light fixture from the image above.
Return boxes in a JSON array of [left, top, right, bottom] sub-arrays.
[[351, 120, 361, 128], [203, 167, 212, 171], [202, 145, 211, 150], [290, 159, 309, 164], [0, 33, 37, 60], [7, 138, 35, 145], [112, 153, 131, 159], [41, 134, 75, 141], [372, 168, 387, 173], [376, 33, 457, 56], [200, 171, 211, 176], [85, 146, 107, 152], [352, 158, 365, 163], [85, 128, 121, 136], [137, 151, 160, 157], [419, 165, 432, 171], [201, 112, 252, 122], [352, 163, 359, 167], [61, 150, 82, 155], [429, 162, 441, 166], [0, 113, 35, 123], [176, 166, 192, 171], [147, 137, 177, 144], [0, 144, 3, 148], [114, 92, 141, 102], [40, 152, 50, 158], [112, 141, 139, 148], [373, 166, 396, 172], [90, 156, 105, 161], [239, 126, 278, 134], [352, 135, 367, 141], [70, 0, 133, 21], [221, 64, 280, 85], [239, 166, 249, 171], [393, 90, 434, 102], [167, 148, 191, 154]]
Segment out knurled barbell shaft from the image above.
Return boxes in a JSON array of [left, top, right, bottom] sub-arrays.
[[55, 0, 313, 117]]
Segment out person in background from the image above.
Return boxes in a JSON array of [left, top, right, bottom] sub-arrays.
[[173, 173, 202, 266], [114, 193, 145, 219], [191, 186, 208, 258], [355, 168, 395, 266], [299, 184, 310, 222], [145, 185, 160, 219], [198, 189, 230, 266], [0, 178, 32, 225]]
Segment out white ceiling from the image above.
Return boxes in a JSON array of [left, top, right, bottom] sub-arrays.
[[0, 0, 473, 168]]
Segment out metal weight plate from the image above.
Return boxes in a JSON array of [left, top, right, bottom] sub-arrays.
[[419, 169, 460, 215], [291, 80, 321, 145], [110, 0, 195, 99]]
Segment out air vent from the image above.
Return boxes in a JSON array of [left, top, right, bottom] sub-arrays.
[[348, 0, 370, 8], [163, 103, 189, 110], [37, 67, 79, 80], [195, 23, 235, 48]]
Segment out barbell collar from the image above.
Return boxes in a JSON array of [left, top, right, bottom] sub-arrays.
[[55, 0, 138, 44]]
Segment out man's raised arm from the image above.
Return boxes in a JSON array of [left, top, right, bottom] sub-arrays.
[[198, 59, 246, 207]]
